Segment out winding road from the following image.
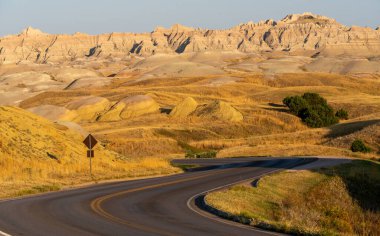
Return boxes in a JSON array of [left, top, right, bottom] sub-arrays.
[[0, 157, 346, 236]]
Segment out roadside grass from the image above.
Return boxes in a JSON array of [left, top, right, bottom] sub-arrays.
[[15, 184, 61, 197], [206, 160, 380, 235], [0, 154, 180, 199], [170, 164, 201, 171]]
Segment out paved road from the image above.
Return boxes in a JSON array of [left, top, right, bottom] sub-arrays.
[[0, 157, 342, 236]]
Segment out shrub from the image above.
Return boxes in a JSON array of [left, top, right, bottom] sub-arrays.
[[351, 139, 372, 153], [302, 108, 324, 128], [283, 93, 339, 128], [283, 95, 308, 116], [335, 109, 349, 120], [302, 92, 328, 106], [185, 150, 197, 158], [185, 150, 217, 159]]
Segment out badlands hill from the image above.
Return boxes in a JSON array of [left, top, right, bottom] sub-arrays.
[[1, 12, 380, 64]]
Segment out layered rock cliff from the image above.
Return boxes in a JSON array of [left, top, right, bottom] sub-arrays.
[[1, 12, 379, 64]]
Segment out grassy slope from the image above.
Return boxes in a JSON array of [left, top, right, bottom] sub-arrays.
[[206, 160, 380, 235], [0, 106, 179, 198], [19, 72, 380, 160]]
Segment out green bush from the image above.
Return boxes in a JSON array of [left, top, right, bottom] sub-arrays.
[[335, 109, 349, 120], [302, 108, 324, 128], [351, 139, 372, 153], [185, 150, 217, 159], [283, 93, 339, 128], [283, 95, 308, 116], [302, 92, 328, 106]]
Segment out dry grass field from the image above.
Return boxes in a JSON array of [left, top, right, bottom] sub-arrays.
[[206, 160, 380, 235], [0, 106, 179, 198], [17, 71, 380, 160]]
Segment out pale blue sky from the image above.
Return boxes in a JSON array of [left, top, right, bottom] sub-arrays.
[[0, 0, 379, 36]]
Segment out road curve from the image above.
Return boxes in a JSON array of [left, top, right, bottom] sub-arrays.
[[0, 157, 340, 236]]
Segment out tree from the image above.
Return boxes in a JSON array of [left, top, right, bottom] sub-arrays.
[[282, 95, 309, 116], [283, 93, 339, 128], [302, 109, 323, 128], [302, 92, 328, 107]]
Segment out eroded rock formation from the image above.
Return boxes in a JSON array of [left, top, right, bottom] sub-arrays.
[[1, 13, 379, 64]]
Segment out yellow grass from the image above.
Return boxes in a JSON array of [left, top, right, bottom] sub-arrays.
[[15, 71, 380, 162], [2, 62, 380, 199], [0, 153, 179, 198], [206, 160, 380, 235], [0, 106, 180, 198]]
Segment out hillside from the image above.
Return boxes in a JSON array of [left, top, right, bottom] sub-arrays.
[[11, 73, 378, 161], [0, 106, 178, 198], [0, 106, 105, 160]]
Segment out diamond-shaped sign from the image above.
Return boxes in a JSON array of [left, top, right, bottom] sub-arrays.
[[83, 134, 98, 149]]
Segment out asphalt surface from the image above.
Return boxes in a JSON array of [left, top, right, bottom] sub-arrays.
[[0, 157, 342, 236]]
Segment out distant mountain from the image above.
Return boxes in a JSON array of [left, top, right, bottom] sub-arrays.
[[1, 12, 379, 64]]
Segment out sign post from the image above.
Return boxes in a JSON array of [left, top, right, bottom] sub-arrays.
[[83, 134, 98, 178]]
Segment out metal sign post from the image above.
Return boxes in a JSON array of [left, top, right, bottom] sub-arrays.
[[83, 134, 98, 179]]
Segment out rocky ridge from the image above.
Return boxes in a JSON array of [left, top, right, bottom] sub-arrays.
[[1, 13, 379, 64]]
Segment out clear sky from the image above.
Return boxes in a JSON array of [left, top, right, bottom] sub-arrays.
[[0, 0, 379, 36]]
